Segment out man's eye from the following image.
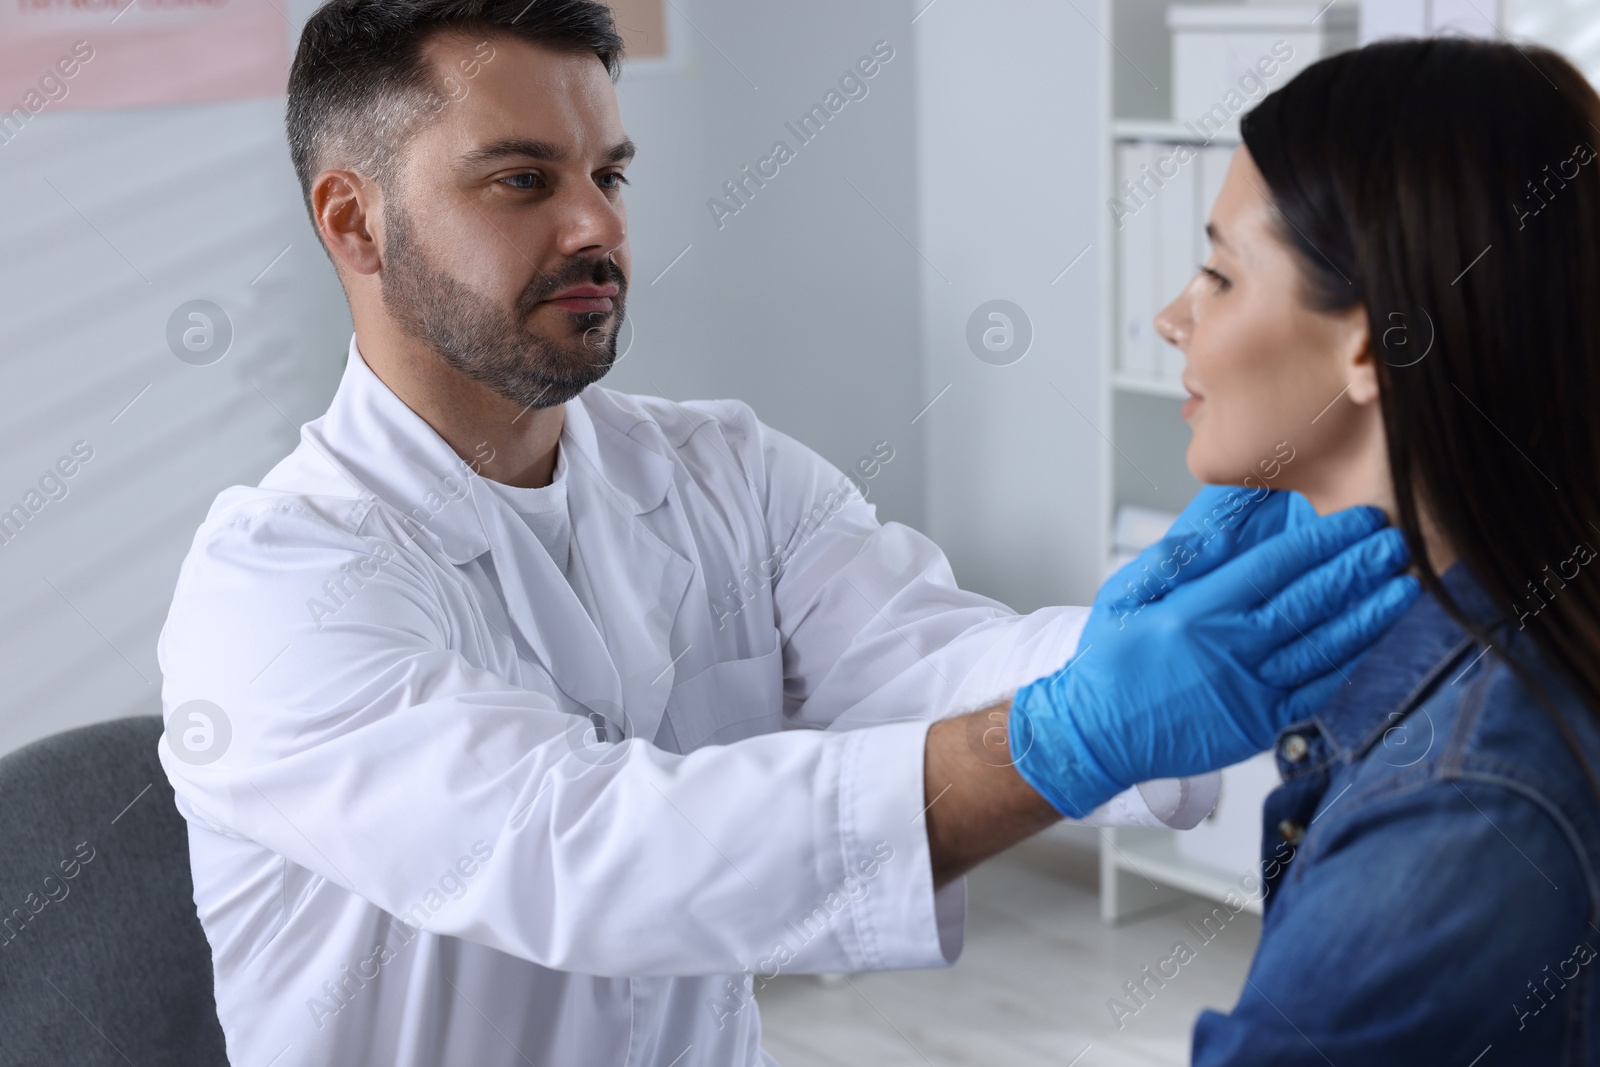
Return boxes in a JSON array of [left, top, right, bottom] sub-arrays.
[[499, 174, 542, 191], [598, 172, 630, 191]]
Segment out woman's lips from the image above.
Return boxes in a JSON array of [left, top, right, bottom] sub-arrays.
[[1181, 380, 1203, 420]]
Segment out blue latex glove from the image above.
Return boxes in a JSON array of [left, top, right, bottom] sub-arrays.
[[1011, 488, 1420, 819], [1094, 485, 1322, 630]]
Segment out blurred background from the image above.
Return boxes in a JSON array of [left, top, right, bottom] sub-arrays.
[[0, 0, 1593, 1063]]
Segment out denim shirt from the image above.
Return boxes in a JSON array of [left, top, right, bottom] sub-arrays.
[[1192, 562, 1600, 1065]]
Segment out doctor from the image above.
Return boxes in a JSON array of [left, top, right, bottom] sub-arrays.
[[157, 1, 1419, 1064]]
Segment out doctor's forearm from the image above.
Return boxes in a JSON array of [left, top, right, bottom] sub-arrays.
[[922, 702, 1062, 889]]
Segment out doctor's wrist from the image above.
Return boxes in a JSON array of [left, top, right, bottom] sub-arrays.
[[1008, 678, 1126, 821], [922, 705, 1061, 889]]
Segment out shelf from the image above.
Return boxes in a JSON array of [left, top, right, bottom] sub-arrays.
[[1112, 118, 1241, 146], [1113, 373, 1189, 400], [1103, 828, 1264, 919]]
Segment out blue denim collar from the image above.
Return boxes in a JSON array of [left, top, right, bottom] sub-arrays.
[[1310, 562, 1506, 761]]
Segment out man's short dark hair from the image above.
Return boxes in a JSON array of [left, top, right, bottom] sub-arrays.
[[286, 0, 624, 223]]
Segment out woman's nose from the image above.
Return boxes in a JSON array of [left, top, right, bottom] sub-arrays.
[[1154, 293, 1188, 350]]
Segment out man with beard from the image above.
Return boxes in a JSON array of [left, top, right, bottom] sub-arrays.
[[154, 2, 1419, 1064]]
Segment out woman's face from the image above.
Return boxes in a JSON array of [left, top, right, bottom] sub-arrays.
[[1155, 147, 1382, 512]]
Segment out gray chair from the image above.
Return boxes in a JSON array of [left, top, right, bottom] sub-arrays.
[[0, 716, 229, 1065]]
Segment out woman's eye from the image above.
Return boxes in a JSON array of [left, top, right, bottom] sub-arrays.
[[499, 173, 542, 191], [1199, 265, 1232, 292]]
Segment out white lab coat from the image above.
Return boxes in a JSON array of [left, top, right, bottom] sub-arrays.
[[157, 336, 1203, 1067]]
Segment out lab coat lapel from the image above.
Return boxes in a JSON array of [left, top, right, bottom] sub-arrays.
[[311, 342, 615, 706], [470, 484, 626, 716], [312, 341, 694, 745], [563, 397, 694, 748]]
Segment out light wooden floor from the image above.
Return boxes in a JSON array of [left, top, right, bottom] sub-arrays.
[[756, 829, 1261, 1067]]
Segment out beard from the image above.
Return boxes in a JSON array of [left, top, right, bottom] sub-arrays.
[[378, 200, 628, 411]]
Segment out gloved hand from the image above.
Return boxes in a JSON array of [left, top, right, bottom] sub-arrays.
[[1010, 489, 1420, 819]]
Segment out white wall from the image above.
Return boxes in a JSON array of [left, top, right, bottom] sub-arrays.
[[0, 0, 931, 757], [1, 0, 1127, 757], [1506, 0, 1600, 82], [0, 0, 350, 757], [603, 0, 928, 530], [915, 0, 1111, 611]]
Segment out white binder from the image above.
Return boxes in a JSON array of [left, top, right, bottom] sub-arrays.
[[1116, 142, 1161, 378], [1155, 149, 1200, 384]]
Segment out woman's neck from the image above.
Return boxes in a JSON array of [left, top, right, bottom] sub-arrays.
[[1292, 421, 1459, 576]]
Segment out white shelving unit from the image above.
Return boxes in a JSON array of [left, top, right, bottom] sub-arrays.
[[1112, 372, 1192, 401], [1111, 117, 1241, 143], [1101, 751, 1283, 923], [1097, 1, 1339, 925], [1102, 827, 1263, 921]]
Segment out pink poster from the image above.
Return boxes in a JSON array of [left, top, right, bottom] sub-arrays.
[[0, 0, 288, 116]]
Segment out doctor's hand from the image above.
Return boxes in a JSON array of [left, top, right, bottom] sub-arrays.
[[1009, 491, 1421, 820]]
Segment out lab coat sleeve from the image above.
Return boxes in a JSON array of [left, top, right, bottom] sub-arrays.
[[728, 410, 1218, 829], [708, 411, 1091, 729], [156, 498, 957, 980], [666, 406, 1091, 972]]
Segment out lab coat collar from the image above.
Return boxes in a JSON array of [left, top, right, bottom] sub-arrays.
[[303, 335, 690, 740], [565, 382, 677, 519], [306, 334, 674, 565]]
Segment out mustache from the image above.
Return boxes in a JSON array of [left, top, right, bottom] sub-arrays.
[[517, 258, 628, 312]]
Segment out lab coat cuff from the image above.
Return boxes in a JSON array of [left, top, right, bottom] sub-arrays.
[[933, 875, 967, 963], [836, 717, 967, 972]]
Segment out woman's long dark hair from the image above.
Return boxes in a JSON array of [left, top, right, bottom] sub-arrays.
[[1241, 39, 1600, 735]]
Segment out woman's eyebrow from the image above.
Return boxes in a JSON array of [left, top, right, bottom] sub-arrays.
[[1205, 221, 1232, 251]]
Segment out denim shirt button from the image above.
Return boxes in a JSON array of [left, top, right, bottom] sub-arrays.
[[1280, 733, 1311, 763], [1277, 819, 1306, 846]]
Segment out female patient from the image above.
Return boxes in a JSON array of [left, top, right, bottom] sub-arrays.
[[1154, 38, 1600, 1063]]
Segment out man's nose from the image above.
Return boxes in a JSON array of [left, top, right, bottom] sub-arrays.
[[554, 184, 626, 261]]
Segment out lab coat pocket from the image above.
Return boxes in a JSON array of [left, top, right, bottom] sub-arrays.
[[664, 643, 783, 752]]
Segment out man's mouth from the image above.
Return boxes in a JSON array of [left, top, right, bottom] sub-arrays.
[[542, 284, 620, 314]]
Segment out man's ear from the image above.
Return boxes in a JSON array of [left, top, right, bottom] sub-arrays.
[[312, 169, 384, 277]]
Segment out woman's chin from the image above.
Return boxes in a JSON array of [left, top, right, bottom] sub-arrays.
[[1184, 444, 1237, 487]]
